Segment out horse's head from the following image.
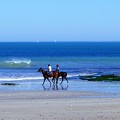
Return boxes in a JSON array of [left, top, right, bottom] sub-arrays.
[[38, 67, 44, 72]]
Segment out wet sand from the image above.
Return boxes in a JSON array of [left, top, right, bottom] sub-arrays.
[[0, 91, 120, 120]]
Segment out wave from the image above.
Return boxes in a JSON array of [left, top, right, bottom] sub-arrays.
[[0, 76, 43, 81], [0, 72, 80, 82], [0, 58, 32, 68], [4, 59, 31, 65], [79, 72, 98, 76], [0, 72, 99, 82]]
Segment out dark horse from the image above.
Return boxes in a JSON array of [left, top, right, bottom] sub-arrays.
[[59, 72, 68, 84], [38, 67, 68, 85]]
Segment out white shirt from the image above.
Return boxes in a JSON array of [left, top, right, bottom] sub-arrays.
[[48, 66, 52, 72]]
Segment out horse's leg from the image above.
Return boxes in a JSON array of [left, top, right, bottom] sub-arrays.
[[47, 78, 51, 84], [65, 77, 68, 83], [42, 78, 46, 85], [60, 77, 63, 84], [52, 77, 55, 84], [56, 73, 59, 84], [56, 78, 58, 84]]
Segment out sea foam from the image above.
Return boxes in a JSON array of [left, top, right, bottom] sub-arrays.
[[4, 59, 31, 65], [0, 76, 43, 81]]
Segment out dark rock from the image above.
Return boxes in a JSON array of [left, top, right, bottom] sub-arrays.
[[1, 83, 19, 86]]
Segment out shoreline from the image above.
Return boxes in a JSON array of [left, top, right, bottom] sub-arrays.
[[0, 90, 120, 120], [0, 79, 120, 97]]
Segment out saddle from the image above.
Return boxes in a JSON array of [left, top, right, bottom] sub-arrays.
[[47, 71, 53, 77]]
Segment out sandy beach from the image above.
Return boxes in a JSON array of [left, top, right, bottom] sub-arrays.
[[0, 91, 120, 120]]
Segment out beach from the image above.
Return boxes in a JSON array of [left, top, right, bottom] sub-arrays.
[[0, 91, 120, 120]]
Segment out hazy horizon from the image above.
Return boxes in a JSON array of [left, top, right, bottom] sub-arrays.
[[1, 40, 120, 42]]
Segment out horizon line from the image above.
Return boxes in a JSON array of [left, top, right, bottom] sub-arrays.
[[0, 41, 120, 42]]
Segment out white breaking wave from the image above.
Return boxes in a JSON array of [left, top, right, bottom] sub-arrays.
[[79, 72, 98, 76], [67, 73, 80, 78], [0, 74, 79, 81], [67, 72, 97, 78], [4, 59, 31, 65], [0, 76, 43, 81], [0, 72, 98, 82]]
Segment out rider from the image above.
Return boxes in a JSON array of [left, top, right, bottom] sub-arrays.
[[56, 64, 59, 72], [47, 64, 52, 75]]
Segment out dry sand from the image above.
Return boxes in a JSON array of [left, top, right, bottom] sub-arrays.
[[0, 91, 120, 120]]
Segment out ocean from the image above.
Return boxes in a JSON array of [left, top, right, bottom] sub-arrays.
[[1, 42, 120, 95]]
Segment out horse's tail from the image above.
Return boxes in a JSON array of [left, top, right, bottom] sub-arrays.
[[65, 72, 67, 77]]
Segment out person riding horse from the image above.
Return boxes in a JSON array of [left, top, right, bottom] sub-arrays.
[[47, 64, 52, 76], [38, 67, 59, 85], [38, 64, 68, 84], [56, 64, 59, 72]]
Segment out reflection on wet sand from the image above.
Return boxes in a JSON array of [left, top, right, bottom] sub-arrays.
[[42, 84, 51, 90], [42, 84, 68, 90]]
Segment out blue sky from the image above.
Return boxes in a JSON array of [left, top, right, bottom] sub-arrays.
[[0, 0, 120, 42]]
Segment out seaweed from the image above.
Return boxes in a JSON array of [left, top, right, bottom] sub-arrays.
[[80, 74, 120, 81]]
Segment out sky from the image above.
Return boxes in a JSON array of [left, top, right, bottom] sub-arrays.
[[0, 0, 120, 42]]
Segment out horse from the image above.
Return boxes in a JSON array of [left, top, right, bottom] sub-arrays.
[[38, 67, 59, 85], [59, 72, 68, 84]]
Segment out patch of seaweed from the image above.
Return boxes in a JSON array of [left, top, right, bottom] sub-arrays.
[[80, 74, 120, 81]]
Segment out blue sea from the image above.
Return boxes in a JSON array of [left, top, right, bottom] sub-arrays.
[[1, 42, 120, 96]]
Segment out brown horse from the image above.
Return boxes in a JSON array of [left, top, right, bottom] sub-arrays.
[[38, 67, 59, 85]]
